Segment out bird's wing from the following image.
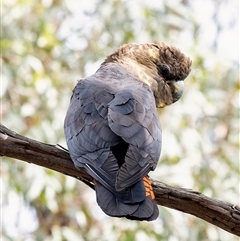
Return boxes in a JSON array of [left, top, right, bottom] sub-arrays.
[[108, 83, 162, 191], [64, 67, 161, 194], [64, 78, 120, 168]]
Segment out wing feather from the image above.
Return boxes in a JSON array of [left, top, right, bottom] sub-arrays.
[[108, 86, 161, 191]]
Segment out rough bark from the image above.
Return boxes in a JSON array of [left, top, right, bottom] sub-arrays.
[[0, 124, 239, 236]]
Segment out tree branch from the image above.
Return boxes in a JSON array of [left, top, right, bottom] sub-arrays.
[[0, 124, 239, 236]]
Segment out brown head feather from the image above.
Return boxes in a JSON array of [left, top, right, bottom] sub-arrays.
[[102, 43, 192, 107]]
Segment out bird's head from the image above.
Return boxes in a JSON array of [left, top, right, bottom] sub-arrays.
[[102, 42, 192, 108]]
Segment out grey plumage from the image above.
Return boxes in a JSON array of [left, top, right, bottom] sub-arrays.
[[64, 43, 191, 221]]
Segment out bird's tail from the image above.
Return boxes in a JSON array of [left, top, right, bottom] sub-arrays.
[[95, 176, 159, 221]]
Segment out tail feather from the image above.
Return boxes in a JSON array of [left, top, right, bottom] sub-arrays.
[[95, 177, 159, 221], [127, 197, 159, 221], [95, 181, 139, 217], [83, 152, 159, 221]]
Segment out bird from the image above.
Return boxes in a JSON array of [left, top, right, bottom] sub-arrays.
[[64, 42, 192, 221]]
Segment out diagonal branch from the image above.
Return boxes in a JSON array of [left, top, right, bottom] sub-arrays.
[[0, 124, 239, 236]]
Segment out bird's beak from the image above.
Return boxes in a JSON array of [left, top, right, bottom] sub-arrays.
[[156, 80, 184, 108], [169, 80, 184, 103]]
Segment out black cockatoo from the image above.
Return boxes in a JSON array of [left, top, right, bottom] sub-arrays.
[[64, 43, 191, 221]]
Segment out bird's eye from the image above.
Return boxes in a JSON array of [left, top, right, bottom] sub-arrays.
[[158, 64, 170, 76]]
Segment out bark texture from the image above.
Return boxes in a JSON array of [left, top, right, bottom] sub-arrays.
[[0, 124, 239, 236]]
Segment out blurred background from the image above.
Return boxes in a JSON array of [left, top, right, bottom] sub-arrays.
[[1, 0, 239, 240]]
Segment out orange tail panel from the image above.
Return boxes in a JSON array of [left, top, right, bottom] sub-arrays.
[[143, 176, 155, 199]]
